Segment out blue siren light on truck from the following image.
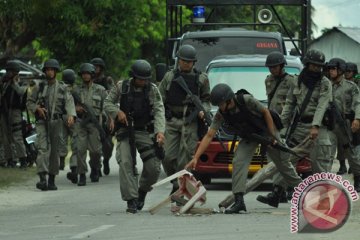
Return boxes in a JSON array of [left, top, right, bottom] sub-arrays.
[[193, 6, 205, 23]]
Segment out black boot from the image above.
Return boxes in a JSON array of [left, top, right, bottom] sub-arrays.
[[126, 199, 138, 214], [66, 167, 78, 184], [90, 168, 99, 182], [7, 159, 17, 168], [256, 185, 284, 208], [103, 158, 110, 175], [59, 157, 65, 170], [19, 157, 28, 169], [170, 180, 179, 195], [224, 192, 247, 214], [137, 189, 148, 210], [279, 190, 288, 203], [337, 161, 347, 175], [354, 175, 360, 192], [36, 172, 48, 191], [47, 174, 58, 190], [286, 186, 295, 201], [77, 174, 86, 186]]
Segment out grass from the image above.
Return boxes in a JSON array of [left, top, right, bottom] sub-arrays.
[[0, 167, 37, 188]]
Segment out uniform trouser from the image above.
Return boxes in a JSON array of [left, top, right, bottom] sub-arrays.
[[273, 125, 332, 188], [232, 132, 302, 194], [59, 121, 78, 167], [102, 134, 114, 161], [329, 124, 360, 176], [77, 122, 102, 174], [0, 110, 27, 163], [116, 130, 161, 201], [162, 117, 198, 177], [35, 119, 62, 175]]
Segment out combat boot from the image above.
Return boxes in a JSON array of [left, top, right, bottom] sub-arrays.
[[287, 186, 295, 201], [279, 191, 288, 203], [77, 174, 86, 186], [47, 174, 58, 191], [337, 161, 347, 175], [126, 199, 138, 214], [19, 157, 28, 169], [7, 159, 17, 168], [137, 189, 148, 210], [256, 185, 284, 208], [224, 192, 247, 214], [36, 172, 48, 191], [354, 175, 360, 192], [59, 156, 65, 170], [90, 168, 99, 182], [66, 167, 78, 184], [103, 158, 110, 175]]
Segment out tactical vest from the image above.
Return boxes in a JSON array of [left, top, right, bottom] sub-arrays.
[[165, 69, 200, 106], [120, 79, 152, 128], [2, 84, 23, 110]]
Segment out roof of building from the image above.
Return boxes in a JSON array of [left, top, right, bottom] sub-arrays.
[[312, 27, 360, 45]]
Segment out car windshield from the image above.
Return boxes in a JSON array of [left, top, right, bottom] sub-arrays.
[[208, 66, 301, 101], [183, 37, 282, 71]]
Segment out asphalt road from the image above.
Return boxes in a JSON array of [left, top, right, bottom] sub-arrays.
[[0, 154, 359, 240]]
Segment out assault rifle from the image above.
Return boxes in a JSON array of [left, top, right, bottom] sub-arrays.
[[127, 114, 137, 174]]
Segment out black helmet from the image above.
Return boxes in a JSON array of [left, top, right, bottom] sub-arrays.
[[90, 57, 105, 68], [302, 49, 326, 66], [78, 63, 95, 76], [327, 58, 346, 72], [130, 59, 152, 80], [176, 44, 197, 62], [5, 60, 20, 72], [345, 62, 358, 74], [42, 59, 60, 72], [265, 51, 287, 67], [210, 83, 235, 106], [62, 69, 76, 84]]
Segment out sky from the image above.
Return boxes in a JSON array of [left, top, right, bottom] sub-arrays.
[[312, 0, 360, 38]]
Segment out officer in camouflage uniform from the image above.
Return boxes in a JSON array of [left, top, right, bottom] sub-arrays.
[[0, 60, 28, 168], [327, 58, 360, 192], [263, 52, 297, 203], [73, 63, 107, 186], [186, 83, 302, 213], [158, 44, 211, 193], [90, 57, 115, 176], [257, 49, 333, 207], [27, 59, 76, 191], [57, 69, 80, 184], [104, 60, 165, 214]]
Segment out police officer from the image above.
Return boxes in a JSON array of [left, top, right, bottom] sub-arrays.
[[58, 69, 79, 183], [104, 59, 165, 214], [27, 59, 76, 191], [327, 58, 360, 191], [186, 83, 302, 213], [257, 49, 333, 207], [264, 51, 297, 202], [0, 60, 28, 168], [158, 44, 211, 194], [73, 63, 107, 186], [90, 57, 115, 176], [345, 62, 358, 83]]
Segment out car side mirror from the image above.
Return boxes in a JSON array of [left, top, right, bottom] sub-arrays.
[[155, 63, 168, 82]]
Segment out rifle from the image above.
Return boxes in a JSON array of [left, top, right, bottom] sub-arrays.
[[72, 92, 113, 150], [127, 113, 137, 174], [173, 76, 226, 151], [249, 133, 303, 159], [37, 94, 50, 148], [330, 102, 356, 153], [284, 107, 299, 143]]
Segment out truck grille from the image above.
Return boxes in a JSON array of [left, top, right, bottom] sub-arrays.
[[214, 152, 267, 165]]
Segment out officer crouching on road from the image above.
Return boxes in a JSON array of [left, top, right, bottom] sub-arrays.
[[27, 59, 76, 191], [186, 83, 302, 214], [104, 60, 165, 214]]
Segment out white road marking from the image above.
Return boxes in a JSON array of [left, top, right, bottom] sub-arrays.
[[70, 225, 115, 239]]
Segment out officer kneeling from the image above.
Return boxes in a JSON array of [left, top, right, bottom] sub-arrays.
[[186, 83, 302, 213], [104, 60, 165, 214]]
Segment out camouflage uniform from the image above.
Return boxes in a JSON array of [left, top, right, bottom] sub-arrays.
[[73, 82, 107, 181], [104, 79, 165, 204], [158, 68, 211, 182], [0, 75, 28, 167]]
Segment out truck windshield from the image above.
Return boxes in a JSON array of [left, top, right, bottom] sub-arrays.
[[208, 66, 300, 101], [184, 37, 282, 71]]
